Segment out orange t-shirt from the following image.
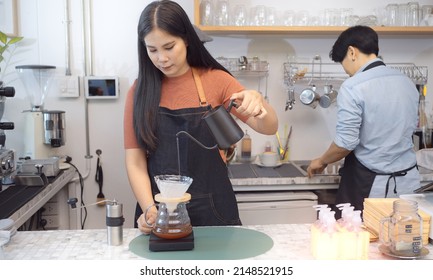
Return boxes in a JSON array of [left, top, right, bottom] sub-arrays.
[[124, 68, 246, 149]]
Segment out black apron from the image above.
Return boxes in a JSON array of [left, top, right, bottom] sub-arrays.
[[134, 68, 241, 227], [336, 60, 417, 214]]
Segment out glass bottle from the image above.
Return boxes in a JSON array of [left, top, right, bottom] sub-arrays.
[[241, 130, 251, 158]]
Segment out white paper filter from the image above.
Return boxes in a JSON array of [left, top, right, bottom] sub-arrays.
[[154, 175, 193, 198]]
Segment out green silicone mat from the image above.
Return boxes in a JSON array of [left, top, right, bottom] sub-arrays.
[[129, 226, 274, 260]]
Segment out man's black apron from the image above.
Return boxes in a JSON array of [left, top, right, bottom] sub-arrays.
[[134, 68, 241, 227], [336, 61, 417, 213]]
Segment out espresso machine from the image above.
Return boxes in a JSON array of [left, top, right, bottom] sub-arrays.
[[0, 81, 17, 188], [15, 65, 66, 160]]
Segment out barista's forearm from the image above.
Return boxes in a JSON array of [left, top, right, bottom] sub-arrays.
[[246, 101, 278, 135], [257, 101, 278, 134], [128, 172, 154, 211], [320, 142, 351, 165], [125, 149, 155, 211]]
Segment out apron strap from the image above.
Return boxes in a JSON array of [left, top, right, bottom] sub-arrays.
[[362, 60, 386, 72], [377, 164, 418, 197], [192, 68, 208, 107], [191, 68, 226, 160]]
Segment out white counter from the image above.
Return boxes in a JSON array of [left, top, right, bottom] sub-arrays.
[[2, 224, 432, 260]]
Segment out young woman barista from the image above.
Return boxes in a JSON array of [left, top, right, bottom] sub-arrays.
[[123, 0, 278, 234]]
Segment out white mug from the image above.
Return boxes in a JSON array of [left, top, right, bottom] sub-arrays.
[[259, 152, 279, 166]]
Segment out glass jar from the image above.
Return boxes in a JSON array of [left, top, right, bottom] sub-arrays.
[[380, 199, 423, 257], [386, 4, 399, 26], [407, 2, 420, 26], [199, 0, 214, 26]]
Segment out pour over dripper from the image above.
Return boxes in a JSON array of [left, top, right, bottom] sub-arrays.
[[155, 175, 192, 198], [154, 175, 193, 212]]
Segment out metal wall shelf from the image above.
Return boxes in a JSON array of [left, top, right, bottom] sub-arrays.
[[282, 56, 429, 110], [216, 56, 270, 100]]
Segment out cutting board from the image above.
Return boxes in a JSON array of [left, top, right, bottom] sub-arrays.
[[129, 226, 274, 260]]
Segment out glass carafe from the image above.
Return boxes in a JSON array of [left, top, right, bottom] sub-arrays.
[[380, 199, 423, 257], [152, 198, 192, 240]]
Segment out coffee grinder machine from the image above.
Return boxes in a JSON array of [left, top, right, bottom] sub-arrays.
[[16, 65, 66, 160]]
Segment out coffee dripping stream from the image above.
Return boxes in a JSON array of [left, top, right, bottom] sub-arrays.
[[144, 100, 244, 251]]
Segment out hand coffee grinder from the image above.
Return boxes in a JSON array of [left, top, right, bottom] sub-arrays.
[[16, 65, 66, 160]]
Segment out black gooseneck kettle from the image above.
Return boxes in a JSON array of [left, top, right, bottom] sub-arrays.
[[177, 100, 244, 150]]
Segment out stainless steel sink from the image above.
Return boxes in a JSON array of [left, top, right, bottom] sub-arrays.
[[227, 160, 342, 179], [291, 160, 343, 176], [228, 161, 307, 178]]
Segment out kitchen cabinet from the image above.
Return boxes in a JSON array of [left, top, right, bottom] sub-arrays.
[[228, 161, 339, 224], [193, 0, 433, 36]]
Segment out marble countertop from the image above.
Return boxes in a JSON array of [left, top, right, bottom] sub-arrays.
[[2, 224, 432, 260]]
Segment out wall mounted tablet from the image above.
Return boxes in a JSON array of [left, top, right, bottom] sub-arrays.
[[84, 76, 119, 99]]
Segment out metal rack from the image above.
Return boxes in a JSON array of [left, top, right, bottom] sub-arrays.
[[387, 63, 428, 85], [283, 56, 429, 110], [283, 55, 346, 110], [216, 56, 270, 101]]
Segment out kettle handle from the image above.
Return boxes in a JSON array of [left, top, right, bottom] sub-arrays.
[[227, 99, 238, 113]]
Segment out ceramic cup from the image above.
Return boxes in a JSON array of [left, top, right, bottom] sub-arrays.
[[259, 152, 279, 166]]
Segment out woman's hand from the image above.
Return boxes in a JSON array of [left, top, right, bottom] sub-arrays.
[[136, 205, 157, 234], [231, 89, 278, 135], [231, 90, 267, 119]]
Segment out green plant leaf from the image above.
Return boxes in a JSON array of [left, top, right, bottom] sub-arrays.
[[8, 36, 23, 45], [0, 31, 7, 44], [0, 30, 24, 64]]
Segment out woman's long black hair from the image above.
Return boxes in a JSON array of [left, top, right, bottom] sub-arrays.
[[134, 0, 229, 152]]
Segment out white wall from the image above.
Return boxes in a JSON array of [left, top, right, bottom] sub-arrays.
[[1, 0, 432, 229]]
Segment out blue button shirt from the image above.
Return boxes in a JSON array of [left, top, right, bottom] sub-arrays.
[[335, 59, 419, 173]]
